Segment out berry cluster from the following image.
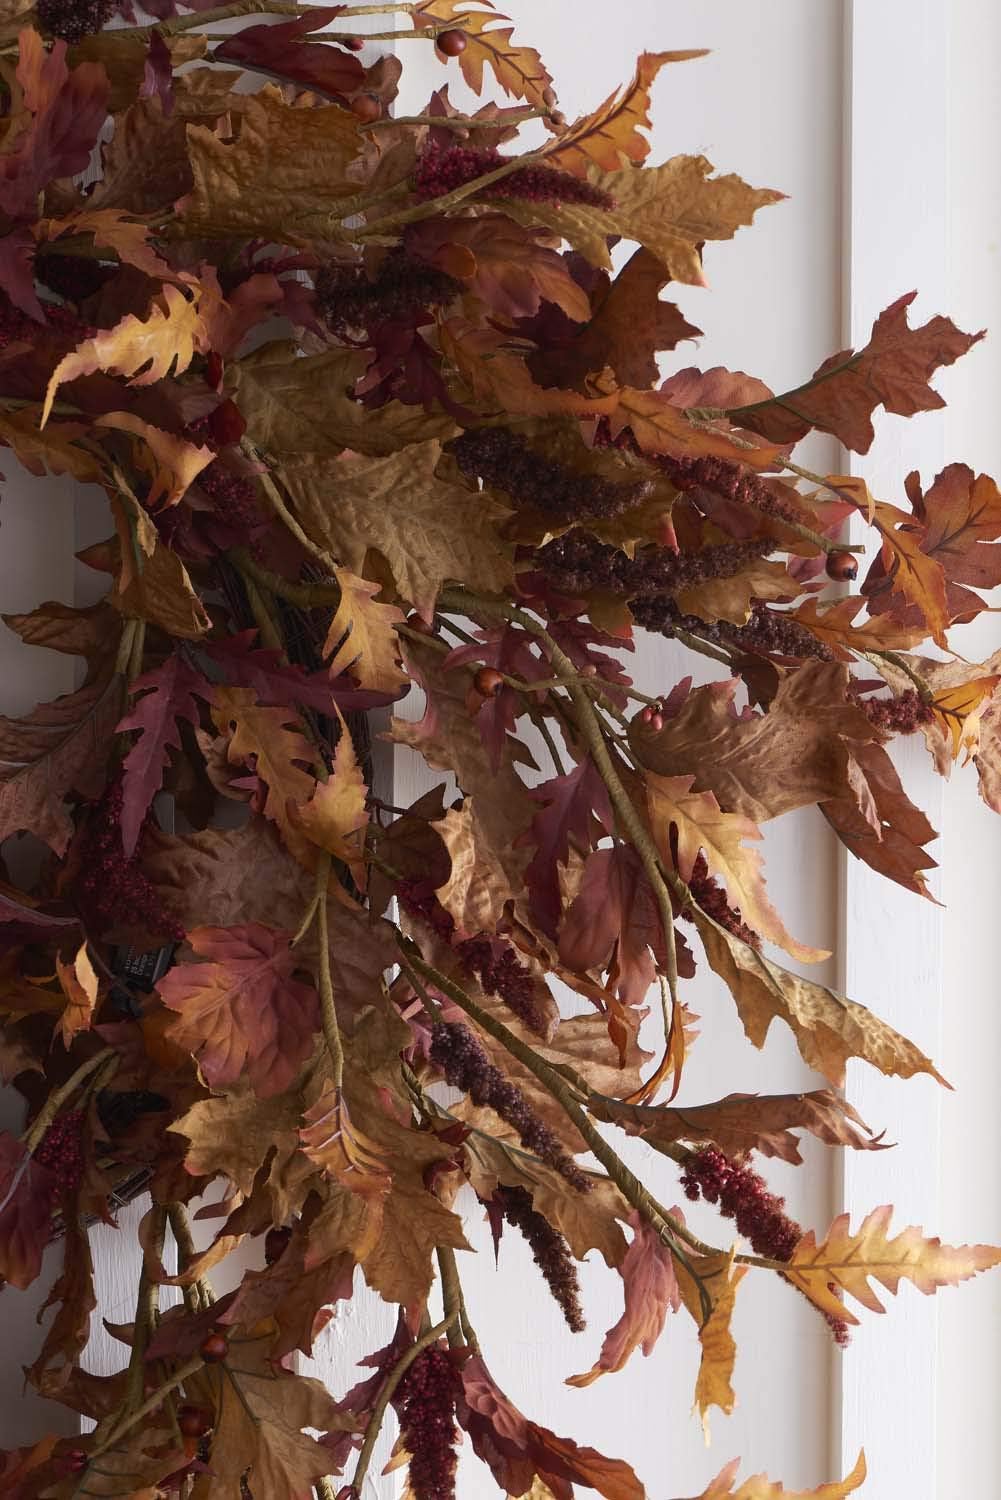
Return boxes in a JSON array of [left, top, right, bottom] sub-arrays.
[[398, 881, 550, 1036], [198, 461, 265, 538], [682, 852, 760, 949], [680, 1145, 850, 1347], [34, 1111, 85, 1193], [536, 528, 773, 599], [854, 687, 934, 734], [413, 143, 615, 208], [75, 780, 184, 942], [451, 428, 651, 523], [631, 597, 834, 663], [315, 249, 462, 338], [430, 1021, 591, 1191], [36, 0, 114, 42], [495, 1184, 585, 1331], [0, 294, 85, 352], [654, 453, 803, 527], [394, 1346, 461, 1500]]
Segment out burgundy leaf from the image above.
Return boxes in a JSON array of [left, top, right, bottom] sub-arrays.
[[202, 630, 402, 715], [523, 760, 614, 937], [0, 1132, 58, 1290], [117, 654, 216, 858], [214, 7, 366, 101]]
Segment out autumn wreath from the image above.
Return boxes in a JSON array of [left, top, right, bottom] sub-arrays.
[[0, 3, 997, 1497]]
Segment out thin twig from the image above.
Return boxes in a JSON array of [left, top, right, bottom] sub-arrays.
[[167, 1202, 215, 1313], [124, 1207, 165, 1411], [314, 853, 344, 1088]]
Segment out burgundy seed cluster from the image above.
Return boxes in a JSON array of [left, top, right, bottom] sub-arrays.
[[0, 294, 86, 351], [75, 779, 184, 942], [430, 1021, 591, 1192], [34, 1111, 85, 1193], [680, 1144, 850, 1347], [655, 453, 803, 527], [682, 852, 760, 950], [413, 143, 615, 208], [394, 1346, 461, 1500], [854, 687, 934, 734], [315, 249, 462, 338], [536, 528, 774, 599], [495, 1184, 585, 1332], [630, 596, 834, 663], [198, 461, 265, 537], [37, 0, 114, 42], [451, 427, 652, 523], [398, 881, 550, 1036]]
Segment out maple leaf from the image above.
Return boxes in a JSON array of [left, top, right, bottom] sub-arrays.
[[647, 771, 827, 962], [229, 339, 459, 459], [567, 1212, 680, 1386], [211, 686, 317, 861], [172, 1082, 302, 1203], [458, 1354, 646, 1500], [414, 0, 554, 108], [544, 51, 707, 174], [323, 569, 408, 699], [281, 440, 514, 623], [685, 1452, 867, 1500], [214, 5, 364, 98], [693, 909, 947, 1088], [523, 759, 614, 938], [42, 281, 209, 424], [158, 923, 321, 1097], [784, 1205, 1001, 1323], [590, 1088, 884, 1166], [731, 291, 984, 453], [530, 247, 702, 392], [117, 654, 216, 857], [54, 942, 99, 1048], [631, 664, 880, 824], [0, 1131, 58, 1289], [407, 214, 590, 322]]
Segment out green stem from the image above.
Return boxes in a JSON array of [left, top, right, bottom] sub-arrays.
[[314, 853, 344, 1089]]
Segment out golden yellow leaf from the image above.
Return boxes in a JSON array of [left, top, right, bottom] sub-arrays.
[[690, 1451, 867, 1500], [97, 412, 214, 510], [54, 942, 98, 1048], [872, 499, 950, 648], [545, 52, 707, 174], [693, 909, 947, 1088], [694, 1252, 746, 1436], [281, 440, 514, 623], [929, 675, 1000, 761], [211, 687, 316, 863], [43, 282, 208, 424], [647, 772, 826, 963], [292, 709, 368, 886], [324, 568, 408, 698], [784, 1205, 1001, 1323]]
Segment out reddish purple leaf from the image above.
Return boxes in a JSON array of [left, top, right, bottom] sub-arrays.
[[523, 760, 614, 937], [447, 624, 545, 771], [0, 227, 44, 322], [214, 7, 366, 102], [0, 1132, 58, 1290], [140, 30, 175, 118], [0, 32, 109, 222], [0, 890, 79, 949], [202, 630, 402, 715], [117, 654, 215, 858], [568, 1211, 680, 1385]]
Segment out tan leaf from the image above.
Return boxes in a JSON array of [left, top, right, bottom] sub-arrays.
[[413, 0, 553, 108], [172, 1082, 302, 1201], [694, 1252, 746, 1434], [211, 686, 317, 863], [676, 556, 795, 625], [36, 206, 183, 285], [544, 52, 707, 174], [42, 281, 208, 424], [589, 1088, 884, 1166], [97, 411, 214, 509], [183, 89, 363, 239], [784, 1205, 1001, 1322], [324, 568, 408, 697], [688, 1451, 867, 1500], [647, 772, 826, 962], [0, 408, 101, 483], [439, 316, 619, 420], [54, 942, 98, 1048], [693, 909, 947, 1088], [281, 440, 514, 622], [292, 709, 368, 886], [434, 798, 515, 934], [229, 339, 459, 459]]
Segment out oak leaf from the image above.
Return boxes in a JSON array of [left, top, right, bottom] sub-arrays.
[[784, 1205, 1001, 1323], [414, 0, 553, 108], [0, 408, 102, 484], [787, 595, 928, 655], [589, 1088, 884, 1165], [203, 631, 387, 717], [43, 282, 209, 424], [158, 923, 321, 1097], [292, 709, 368, 886], [694, 1251, 745, 1434], [567, 1212, 680, 1385], [820, 738, 938, 898], [281, 440, 514, 623], [97, 411, 215, 511], [218, 1234, 355, 1360], [324, 569, 408, 699], [693, 909, 946, 1088], [647, 771, 826, 962], [867, 498, 950, 647], [731, 291, 983, 453], [117, 654, 215, 857], [687, 1451, 867, 1500], [25, 1211, 95, 1392], [37, 206, 182, 287], [545, 52, 707, 174], [54, 942, 99, 1048], [300, 1087, 391, 1259], [612, 387, 784, 468], [211, 686, 316, 862]]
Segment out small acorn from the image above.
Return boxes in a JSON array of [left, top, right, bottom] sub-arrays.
[[178, 1405, 213, 1438], [474, 666, 504, 698], [436, 28, 468, 55], [340, 34, 364, 50], [826, 549, 859, 582], [349, 93, 382, 123], [199, 1332, 229, 1364]]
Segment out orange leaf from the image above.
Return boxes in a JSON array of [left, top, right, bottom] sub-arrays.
[[694, 1252, 746, 1435], [929, 675, 1000, 761], [613, 388, 784, 468], [871, 498, 950, 647], [414, 1, 553, 108], [544, 51, 707, 174], [54, 942, 98, 1047], [291, 709, 369, 887], [690, 1451, 867, 1500], [211, 687, 317, 863], [96, 412, 214, 510], [788, 596, 928, 656], [785, 1205, 1001, 1321], [324, 570, 407, 699], [36, 207, 183, 286]]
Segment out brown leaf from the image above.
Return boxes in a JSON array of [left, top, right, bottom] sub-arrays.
[[787, 595, 928, 655], [409, 213, 590, 322], [158, 924, 321, 1098], [229, 339, 459, 459], [0, 407, 102, 483], [612, 387, 784, 467], [414, 0, 553, 108], [693, 909, 947, 1088], [25, 1210, 95, 1392], [732, 292, 984, 453], [292, 709, 368, 886], [820, 739, 938, 898], [183, 89, 363, 240], [281, 440, 514, 622], [54, 941, 99, 1047], [567, 1211, 680, 1385], [590, 1088, 884, 1165], [868, 499, 950, 648], [324, 568, 408, 697], [211, 686, 316, 863], [545, 52, 707, 174], [785, 1205, 1001, 1323], [37, 206, 183, 287], [434, 798, 516, 934]]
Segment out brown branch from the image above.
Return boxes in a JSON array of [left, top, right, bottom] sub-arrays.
[[124, 1207, 165, 1412], [314, 853, 345, 1089]]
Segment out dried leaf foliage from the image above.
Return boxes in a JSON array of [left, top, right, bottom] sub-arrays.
[[0, 8, 996, 1500]]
